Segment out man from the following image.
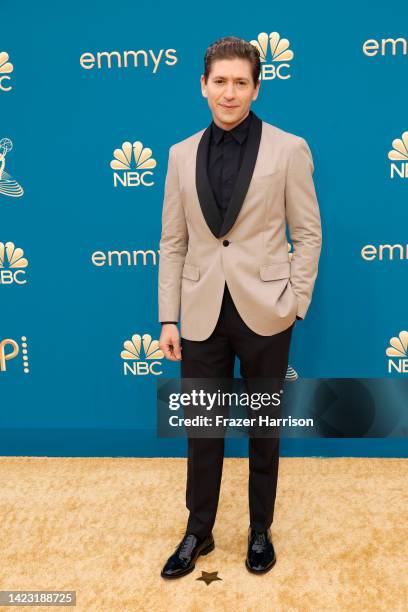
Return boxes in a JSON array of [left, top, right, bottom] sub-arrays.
[[158, 36, 322, 578]]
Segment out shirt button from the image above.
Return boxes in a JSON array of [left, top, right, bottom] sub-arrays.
[[223, 239, 230, 246]]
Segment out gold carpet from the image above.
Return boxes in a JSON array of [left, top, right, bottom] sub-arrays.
[[0, 456, 406, 611]]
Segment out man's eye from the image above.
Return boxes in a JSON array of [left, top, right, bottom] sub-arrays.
[[213, 80, 247, 85]]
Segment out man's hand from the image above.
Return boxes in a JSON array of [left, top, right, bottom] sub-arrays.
[[159, 323, 182, 361]]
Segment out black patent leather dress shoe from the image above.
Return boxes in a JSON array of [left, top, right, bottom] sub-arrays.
[[161, 532, 215, 579], [245, 527, 276, 574]]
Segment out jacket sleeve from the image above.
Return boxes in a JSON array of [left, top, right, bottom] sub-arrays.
[[285, 137, 322, 319], [158, 145, 188, 323]]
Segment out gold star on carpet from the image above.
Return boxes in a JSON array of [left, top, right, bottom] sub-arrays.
[[196, 570, 222, 586]]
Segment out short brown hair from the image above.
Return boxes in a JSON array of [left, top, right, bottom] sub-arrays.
[[203, 36, 261, 87]]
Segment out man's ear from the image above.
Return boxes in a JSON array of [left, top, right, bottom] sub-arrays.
[[252, 79, 261, 101], [200, 74, 207, 98]]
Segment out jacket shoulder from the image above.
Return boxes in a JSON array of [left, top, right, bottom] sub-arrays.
[[261, 120, 308, 148], [169, 128, 206, 157]]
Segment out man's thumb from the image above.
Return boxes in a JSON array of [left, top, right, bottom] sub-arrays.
[[172, 338, 182, 359]]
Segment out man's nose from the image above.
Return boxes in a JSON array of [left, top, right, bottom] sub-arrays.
[[224, 83, 236, 98]]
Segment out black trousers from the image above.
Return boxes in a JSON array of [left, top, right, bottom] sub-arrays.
[[180, 281, 294, 539]]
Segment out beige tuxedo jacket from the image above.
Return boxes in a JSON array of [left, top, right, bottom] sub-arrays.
[[158, 110, 322, 341]]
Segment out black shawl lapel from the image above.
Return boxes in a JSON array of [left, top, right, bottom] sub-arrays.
[[195, 123, 223, 238], [195, 110, 263, 239]]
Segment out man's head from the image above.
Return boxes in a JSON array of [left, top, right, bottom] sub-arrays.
[[201, 36, 261, 130]]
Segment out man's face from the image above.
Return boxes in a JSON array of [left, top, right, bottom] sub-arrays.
[[201, 57, 260, 130]]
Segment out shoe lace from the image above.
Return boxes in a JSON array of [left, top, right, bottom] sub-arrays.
[[178, 534, 197, 559], [252, 531, 267, 553]]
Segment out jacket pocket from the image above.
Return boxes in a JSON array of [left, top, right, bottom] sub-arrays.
[[259, 262, 290, 281], [182, 263, 200, 281]]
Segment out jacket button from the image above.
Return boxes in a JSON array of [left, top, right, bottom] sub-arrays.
[[223, 240, 229, 246]]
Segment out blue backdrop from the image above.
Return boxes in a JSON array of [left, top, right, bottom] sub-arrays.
[[1, 1, 407, 457]]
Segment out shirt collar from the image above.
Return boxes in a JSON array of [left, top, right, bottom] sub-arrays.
[[211, 110, 253, 145]]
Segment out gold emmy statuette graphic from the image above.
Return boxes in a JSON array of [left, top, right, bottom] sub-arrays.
[[285, 365, 299, 381], [0, 138, 24, 197]]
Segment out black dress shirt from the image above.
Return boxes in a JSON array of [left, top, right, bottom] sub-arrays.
[[208, 110, 252, 219], [161, 112, 252, 325]]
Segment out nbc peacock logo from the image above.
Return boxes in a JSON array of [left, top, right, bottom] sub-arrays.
[[250, 32, 294, 80], [388, 131, 408, 179], [110, 141, 157, 188], [121, 333, 164, 376], [386, 330, 408, 374], [0, 138, 24, 197], [0, 51, 13, 92], [0, 242, 28, 285]]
